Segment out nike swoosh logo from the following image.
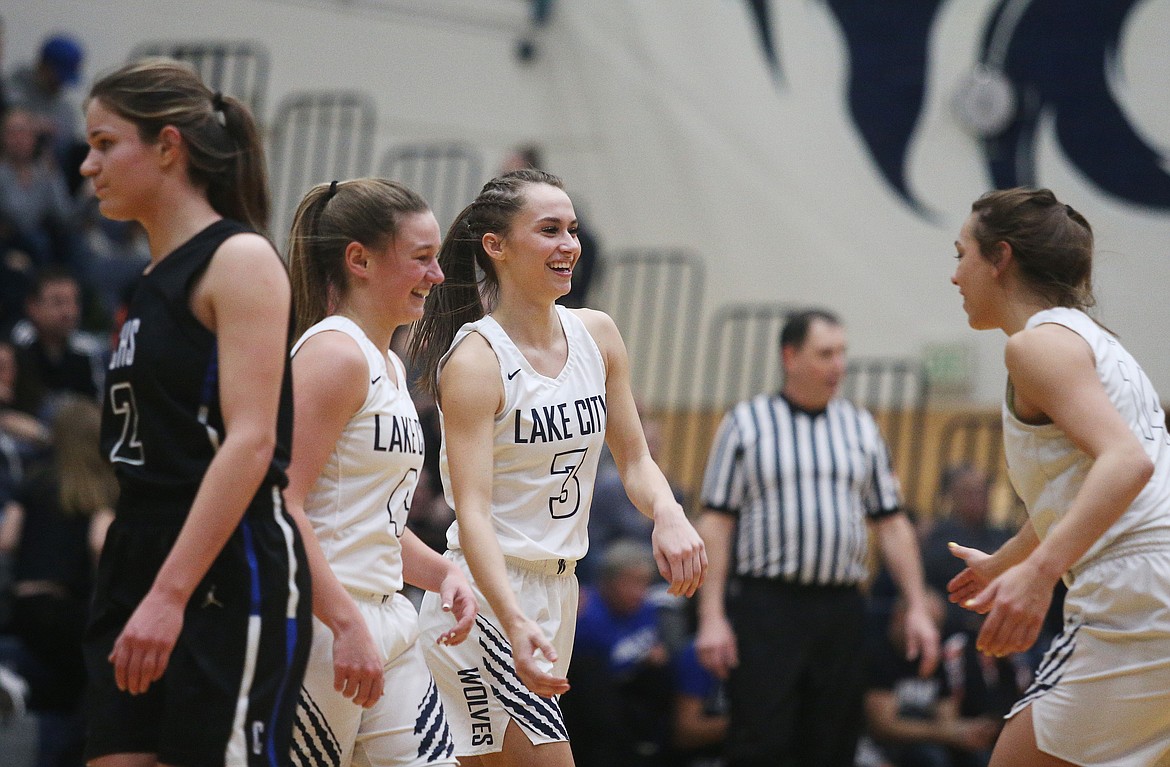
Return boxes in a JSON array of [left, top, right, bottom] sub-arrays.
[[507, 369, 521, 380], [371, 376, 381, 385]]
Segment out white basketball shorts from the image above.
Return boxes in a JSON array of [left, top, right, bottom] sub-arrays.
[[417, 550, 578, 757], [1009, 542, 1170, 766], [293, 592, 456, 767]]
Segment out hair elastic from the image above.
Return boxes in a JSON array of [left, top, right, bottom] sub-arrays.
[[328, 180, 340, 199], [211, 92, 226, 112]]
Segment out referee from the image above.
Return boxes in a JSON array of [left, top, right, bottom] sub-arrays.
[[695, 308, 939, 767]]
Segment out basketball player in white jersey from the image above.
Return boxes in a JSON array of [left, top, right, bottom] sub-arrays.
[[948, 187, 1170, 766], [284, 179, 477, 767], [409, 169, 707, 767]]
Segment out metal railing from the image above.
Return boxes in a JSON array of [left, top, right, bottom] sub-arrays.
[[379, 143, 485, 233], [841, 357, 930, 508], [267, 91, 377, 246], [674, 302, 794, 508], [131, 40, 270, 118], [591, 249, 706, 410]]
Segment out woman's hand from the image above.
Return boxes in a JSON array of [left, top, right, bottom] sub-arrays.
[[330, 617, 384, 708], [505, 616, 570, 698], [946, 542, 998, 608], [109, 588, 185, 695], [435, 568, 478, 647], [964, 559, 1056, 656], [651, 505, 707, 598]]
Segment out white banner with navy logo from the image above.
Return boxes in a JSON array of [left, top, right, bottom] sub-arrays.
[[11, 0, 1169, 404]]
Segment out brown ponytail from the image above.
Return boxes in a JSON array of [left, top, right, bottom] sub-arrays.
[[286, 178, 430, 340], [88, 57, 270, 233], [408, 169, 563, 397]]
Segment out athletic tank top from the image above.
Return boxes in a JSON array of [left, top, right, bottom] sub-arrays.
[[1003, 307, 1170, 571], [438, 306, 608, 561], [101, 219, 294, 516], [292, 316, 424, 595]]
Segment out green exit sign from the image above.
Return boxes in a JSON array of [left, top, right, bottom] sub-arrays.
[[923, 342, 974, 394]]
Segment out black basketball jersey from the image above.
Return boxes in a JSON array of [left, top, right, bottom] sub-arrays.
[[100, 219, 294, 514]]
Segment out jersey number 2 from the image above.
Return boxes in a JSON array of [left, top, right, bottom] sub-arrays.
[[109, 382, 145, 465], [549, 448, 588, 519]]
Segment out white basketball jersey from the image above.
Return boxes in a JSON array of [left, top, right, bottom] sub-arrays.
[[1004, 307, 1170, 570], [438, 306, 608, 561], [292, 316, 425, 594]]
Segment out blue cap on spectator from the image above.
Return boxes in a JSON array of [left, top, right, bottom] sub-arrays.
[[40, 35, 84, 85]]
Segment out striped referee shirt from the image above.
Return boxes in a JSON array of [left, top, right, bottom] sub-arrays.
[[701, 393, 901, 586]]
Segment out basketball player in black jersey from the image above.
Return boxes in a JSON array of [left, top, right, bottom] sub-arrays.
[[79, 59, 311, 767]]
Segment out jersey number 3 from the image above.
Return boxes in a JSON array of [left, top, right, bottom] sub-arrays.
[[549, 448, 588, 519]]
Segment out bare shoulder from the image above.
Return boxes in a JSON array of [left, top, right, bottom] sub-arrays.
[[570, 306, 617, 334], [191, 231, 286, 332], [444, 330, 500, 375], [294, 330, 368, 387], [570, 307, 622, 352], [213, 231, 282, 269], [1005, 323, 1093, 379], [1006, 323, 1098, 420], [205, 232, 288, 298], [439, 331, 504, 411]]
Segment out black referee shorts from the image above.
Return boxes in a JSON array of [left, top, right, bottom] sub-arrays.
[[725, 577, 865, 767], [84, 490, 312, 767]]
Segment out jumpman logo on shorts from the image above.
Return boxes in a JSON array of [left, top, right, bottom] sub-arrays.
[[202, 585, 225, 609]]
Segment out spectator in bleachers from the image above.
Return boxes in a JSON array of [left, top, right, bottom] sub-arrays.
[[920, 464, 1065, 674], [0, 341, 21, 506], [0, 340, 48, 508], [938, 628, 1029, 745], [862, 592, 1000, 767], [9, 268, 104, 421], [79, 217, 148, 327], [1, 234, 36, 334], [567, 540, 675, 767], [669, 637, 729, 767], [0, 396, 115, 767], [580, 413, 680, 585], [0, 106, 83, 272], [5, 34, 87, 193], [920, 465, 1012, 634]]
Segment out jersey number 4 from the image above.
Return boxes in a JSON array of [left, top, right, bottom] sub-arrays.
[[385, 468, 417, 537], [549, 448, 588, 519], [1118, 359, 1170, 446]]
